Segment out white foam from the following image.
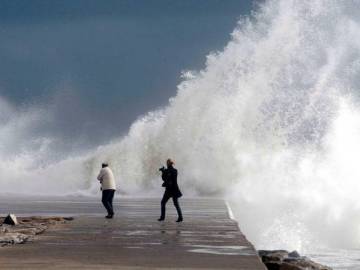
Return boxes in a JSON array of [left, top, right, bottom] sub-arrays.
[[1, 0, 360, 255]]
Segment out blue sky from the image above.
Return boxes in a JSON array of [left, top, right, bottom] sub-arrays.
[[0, 0, 255, 151]]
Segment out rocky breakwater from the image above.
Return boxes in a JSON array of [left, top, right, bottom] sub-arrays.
[[259, 250, 332, 270], [0, 216, 73, 246]]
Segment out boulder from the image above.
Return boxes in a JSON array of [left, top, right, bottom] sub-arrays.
[[264, 261, 281, 270], [288, 251, 300, 258], [0, 233, 29, 246], [259, 250, 289, 263], [0, 216, 74, 247], [3, 214, 18, 226], [258, 250, 332, 270], [279, 262, 304, 270]]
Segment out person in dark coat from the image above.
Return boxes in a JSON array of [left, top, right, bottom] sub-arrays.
[[158, 158, 183, 222]]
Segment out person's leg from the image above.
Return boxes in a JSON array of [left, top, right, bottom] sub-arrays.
[[102, 190, 112, 216], [172, 197, 183, 222], [159, 192, 170, 221], [108, 190, 115, 216]]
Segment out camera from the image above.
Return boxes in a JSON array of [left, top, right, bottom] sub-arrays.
[[159, 166, 165, 172]]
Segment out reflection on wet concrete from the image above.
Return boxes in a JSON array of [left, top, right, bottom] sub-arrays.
[[187, 245, 257, 256]]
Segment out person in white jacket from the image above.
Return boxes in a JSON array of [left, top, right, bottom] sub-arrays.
[[97, 163, 116, 219]]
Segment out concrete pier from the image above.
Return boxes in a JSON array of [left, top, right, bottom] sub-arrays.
[[0, 197, 266, 269]]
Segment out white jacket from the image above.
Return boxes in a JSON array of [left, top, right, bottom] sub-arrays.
[[97, 167, 116, 190]]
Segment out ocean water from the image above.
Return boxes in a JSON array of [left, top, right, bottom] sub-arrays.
[[309, 248, 360, 270], [1, 0, 360, 268]]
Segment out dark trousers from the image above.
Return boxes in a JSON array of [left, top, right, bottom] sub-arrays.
[[102, 189, 115, 215], [160, 192, 183, 220]]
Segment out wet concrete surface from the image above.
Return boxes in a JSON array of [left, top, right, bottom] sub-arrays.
[[0, 197, 266, 269]]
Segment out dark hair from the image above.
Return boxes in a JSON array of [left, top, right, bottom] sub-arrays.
[[102, 163, 109, 168]]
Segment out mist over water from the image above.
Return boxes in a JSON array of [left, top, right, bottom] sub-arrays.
[[2, 0, 360, 257]]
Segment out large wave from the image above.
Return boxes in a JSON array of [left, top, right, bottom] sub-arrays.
[[2, 0, 360, 252]]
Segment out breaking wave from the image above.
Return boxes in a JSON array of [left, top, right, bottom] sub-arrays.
[[2, 0, 360, 253]]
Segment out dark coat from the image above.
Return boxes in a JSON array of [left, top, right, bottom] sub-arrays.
[[161, 166, 182, 198]]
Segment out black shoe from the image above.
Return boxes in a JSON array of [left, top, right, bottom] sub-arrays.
[[158, 218, 165, 221], [105, 214, 113, 219], [176, 218, 183, 222]]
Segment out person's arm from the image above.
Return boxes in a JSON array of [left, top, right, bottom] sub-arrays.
[[161, 171, 166, 181], [161, 169, 168, 187], [97, 169, 104, 182]]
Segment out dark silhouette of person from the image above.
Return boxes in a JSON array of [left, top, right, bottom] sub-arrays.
[[158, 159, 183, 222]]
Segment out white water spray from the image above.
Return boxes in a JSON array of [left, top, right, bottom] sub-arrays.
[[1, 0, 360, 253]]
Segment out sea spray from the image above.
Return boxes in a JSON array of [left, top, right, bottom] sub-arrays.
[[1, 0, 360, 254]]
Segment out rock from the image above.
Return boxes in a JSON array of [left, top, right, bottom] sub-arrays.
[[0, 215, 73, 247], [259, 250, 288, 258], [0, 233, 29, 246], [264, 261, 281, 270], [288, 250, 300, 258], [8, 225, 47, 236], [283, 257, 301, 263], [259, 250, 290, 263], [258, 250, 332, 270], [3, 214, 18, 226], [279, 262, 304, 270]]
